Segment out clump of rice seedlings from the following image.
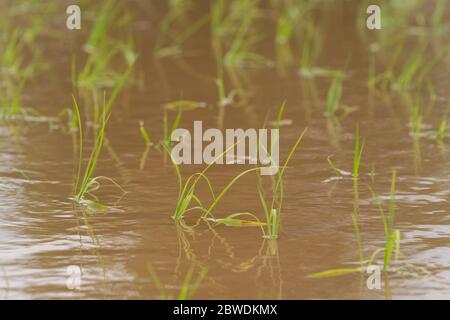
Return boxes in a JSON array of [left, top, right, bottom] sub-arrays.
[[164, 133, 263, 222], [308, 170, 401, 279], [154, 0, 209, 58], [273, 1, 303, 72], [211, 0, 266, 68], [72, 96, 125, 208], [77, 0, 137, 89], [371, 40, 441, 92], [298, 22, 328, 78], [148, 263, 207, 300], [325, 73, 343, 117], [168, 148, 261, 221], [0, 25, 39, 120], [392, 48, 424, 91], [1, 78, 27, 120]]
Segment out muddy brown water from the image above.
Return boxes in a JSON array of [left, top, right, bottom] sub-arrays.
[[0, 1, 450, 299]]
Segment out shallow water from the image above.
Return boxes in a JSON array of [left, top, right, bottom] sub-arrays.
[[0, 1, 449, 299]]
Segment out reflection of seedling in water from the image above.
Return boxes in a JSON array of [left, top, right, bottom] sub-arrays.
[[148, 263, 207, 300], [72, 96, 125, 209]]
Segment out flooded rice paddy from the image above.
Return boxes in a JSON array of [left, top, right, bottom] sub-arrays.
[[0, 0, 449, 299]]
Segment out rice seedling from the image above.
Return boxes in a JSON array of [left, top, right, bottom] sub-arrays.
[[139, 121, 153, 147], [148, 263, 207, 300], [353, 126, 365, 182], [85, 0, 120, 50], [324, 126, 364, 182], [1, 78, 27, 119], [256, 129, 307, 239], [325, 73, 343, 116], [0, 22, 41, 120], [369, 170, 401, 272], [435, 116, 447, 141], [308, 170, 402, 279], [72, 95, 125, 208], [352, 125, 365, 266], [393, 48, 424, 91], [165, 112, 287, 223], [410, 103, 423, 140]]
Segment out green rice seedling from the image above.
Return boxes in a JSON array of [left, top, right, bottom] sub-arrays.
[[323, 127, 363, 183], [1, 78, 27, 119], [351, 125, 365, 265], [165, 146, 215, 221], [435, 115, 447, 141], [325, 73, 343, 116], [410, 103, 423, 140], [308, 170, 401, 280], [148, 263, 207, 300], [72, 95, 125, 208], [162, 108, 183, 146], [391, 45, 442, 91], [139, 121, 153, 146], [165, 137, 263, 222], [255, 129, 307, 239], [353, 125, 364, 181], [369, 170, 401, 272], [393, 48, 423, 91]]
